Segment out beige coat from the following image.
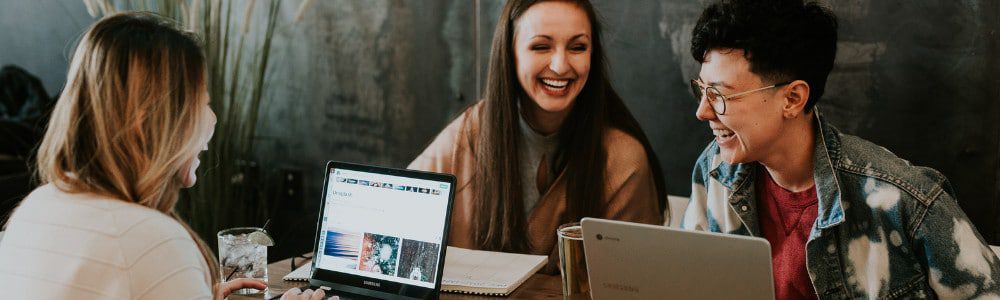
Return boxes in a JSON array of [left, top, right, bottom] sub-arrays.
[[408, 103, 663, 273]]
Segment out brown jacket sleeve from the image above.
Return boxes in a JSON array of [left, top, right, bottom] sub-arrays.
[[407, 116, 463, 174]]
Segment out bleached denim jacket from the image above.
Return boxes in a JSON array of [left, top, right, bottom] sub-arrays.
[[681, 113, 1000, 299]]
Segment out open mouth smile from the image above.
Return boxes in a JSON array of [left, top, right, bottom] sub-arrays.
[[540, 78, 573, 96]]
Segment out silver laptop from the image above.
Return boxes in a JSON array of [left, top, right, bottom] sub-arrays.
[[305, 161, 456, 299], [582, 218, 774, 300]]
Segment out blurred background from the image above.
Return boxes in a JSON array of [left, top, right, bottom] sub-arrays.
[[1, 0, 997, 261]]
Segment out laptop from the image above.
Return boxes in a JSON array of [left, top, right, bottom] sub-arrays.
[[305, 161, 456, 299], [581, 218, 774, 300]]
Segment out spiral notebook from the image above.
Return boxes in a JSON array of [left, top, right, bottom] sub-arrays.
[[439, 246, 548, 296], [283, 262, 312, 281]]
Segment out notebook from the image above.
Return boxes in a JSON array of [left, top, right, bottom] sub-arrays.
[[284, 262, 312, 281], [284, 247, 548, 296], [282, 247, 548, 296], [440, 246, 548, 296]]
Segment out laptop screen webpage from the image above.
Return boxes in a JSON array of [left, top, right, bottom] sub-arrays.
[[314, 168, 451, 289]]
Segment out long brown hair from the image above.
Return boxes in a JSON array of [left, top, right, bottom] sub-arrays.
[[473, 0, 667, 252], [35, 12, 219, 289]]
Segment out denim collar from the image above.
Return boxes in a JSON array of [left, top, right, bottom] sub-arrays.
[[811, 112, 845, 230], [709, 110, 846, 233]]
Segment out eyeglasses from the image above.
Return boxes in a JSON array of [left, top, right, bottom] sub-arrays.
[[690, 79, 791, 115]]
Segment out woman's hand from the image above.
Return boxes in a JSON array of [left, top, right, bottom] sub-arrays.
[[281, 287, 335, 300], [215, 278, 267, 299]]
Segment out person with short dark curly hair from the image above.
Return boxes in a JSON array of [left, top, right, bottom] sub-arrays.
[[680, 0, 1000, 298]]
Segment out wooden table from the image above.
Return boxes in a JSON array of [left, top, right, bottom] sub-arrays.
[[230, 255, 589, 299]]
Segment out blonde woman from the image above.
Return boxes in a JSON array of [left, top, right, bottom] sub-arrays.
[[0, 12, 324, 300]]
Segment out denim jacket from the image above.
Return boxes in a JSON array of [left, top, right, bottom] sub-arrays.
[[681, 113, 1000, 299]]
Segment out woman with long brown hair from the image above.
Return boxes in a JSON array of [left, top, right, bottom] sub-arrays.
[[0, 12, 324, 300], [410, 0, 667, 273]]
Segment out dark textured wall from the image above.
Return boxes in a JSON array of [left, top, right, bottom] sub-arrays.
[[253, 0, 476, 257], [258, 0, 474, 200]]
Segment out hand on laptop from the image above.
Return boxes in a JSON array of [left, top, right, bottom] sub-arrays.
[[281, 287, 334, 300], [216, 278, 267, 300]]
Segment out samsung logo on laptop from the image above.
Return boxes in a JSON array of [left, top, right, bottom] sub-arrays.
[[363, 280, 381, 287]]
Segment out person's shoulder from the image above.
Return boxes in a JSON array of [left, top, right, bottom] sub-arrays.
[[445, 101, 483, 138], [426, 102, 482, 150], [70, 190, 189, 240], [833, 131, 951, 202], [3, 186, 208, 297], [14, 184, 169, 233], [6, 184, 196, 265], [114, 207, 191, 243], [35, 184, 194, 255], [409, 102, 483, 172]]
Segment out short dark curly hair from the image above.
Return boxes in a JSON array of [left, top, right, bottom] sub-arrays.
[[691, 0, 838, 111]]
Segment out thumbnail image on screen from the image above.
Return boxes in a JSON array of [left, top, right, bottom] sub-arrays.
[[322, 229, 363, 270], [358, 233, 401, 276], [397, 239, 441, 283]]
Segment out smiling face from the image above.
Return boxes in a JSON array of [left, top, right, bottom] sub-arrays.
[[513, 1, 592, 126], [695, 49, 787, 164]]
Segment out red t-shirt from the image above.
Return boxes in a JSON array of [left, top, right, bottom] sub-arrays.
[[756, 168, 819, 300]]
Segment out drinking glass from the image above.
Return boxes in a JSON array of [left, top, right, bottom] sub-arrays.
[[557, 222, 588, 296], [218, 227, 268, 294]]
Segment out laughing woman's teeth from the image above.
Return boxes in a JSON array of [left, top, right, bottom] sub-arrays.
[[542, 79, 569, 88]]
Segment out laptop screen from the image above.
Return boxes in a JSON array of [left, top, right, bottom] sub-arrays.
[[314, 166, 451, 289]]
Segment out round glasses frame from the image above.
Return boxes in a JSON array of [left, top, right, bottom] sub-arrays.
[[690, 79, 791, 115]]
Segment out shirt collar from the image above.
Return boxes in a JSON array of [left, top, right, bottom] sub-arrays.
[[709, 109, 846, 230], [517, 102, 560, 147]]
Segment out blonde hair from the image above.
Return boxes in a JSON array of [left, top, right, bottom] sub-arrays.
[[36, 11, 219, 289]]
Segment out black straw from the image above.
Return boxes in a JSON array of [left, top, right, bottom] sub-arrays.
[[225, 265, 241, 281]]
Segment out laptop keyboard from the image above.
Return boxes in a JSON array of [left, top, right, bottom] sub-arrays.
[[267, 289, 360, 300]]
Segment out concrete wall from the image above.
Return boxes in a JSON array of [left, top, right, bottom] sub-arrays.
[[255, 0, 475, 192], [0, 0, 95, 97], [252, 0, 476, 256]]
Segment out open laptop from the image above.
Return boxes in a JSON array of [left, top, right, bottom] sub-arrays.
[[581, 218, 774, 300], [305, 161, 455, 299]]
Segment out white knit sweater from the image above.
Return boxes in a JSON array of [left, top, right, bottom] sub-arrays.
[[0, 184, 213, 299]]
